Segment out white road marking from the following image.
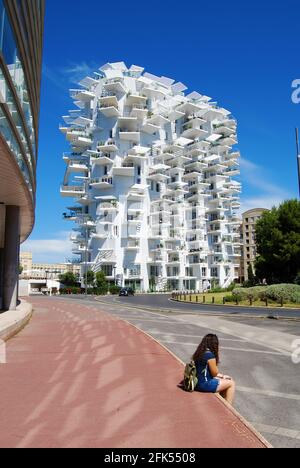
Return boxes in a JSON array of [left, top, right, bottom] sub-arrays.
[[237, 386, 300, 401], [158, 339, 283, 355], [250, 422, 300, 440], [146, 331, 245, 342]]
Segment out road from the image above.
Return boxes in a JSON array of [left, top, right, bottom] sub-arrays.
[[110, 293, 300, 318], [51, 293, 300, 448]]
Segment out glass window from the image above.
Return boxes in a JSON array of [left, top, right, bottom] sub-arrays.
[[0, 106, 33, 197], [0, 1, 36, 159]]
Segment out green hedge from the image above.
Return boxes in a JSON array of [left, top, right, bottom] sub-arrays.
[[233, 286, 267, 301], [233, 284, 300, 303], [259, 284, 300, 303], [109, 285, 121, 295]]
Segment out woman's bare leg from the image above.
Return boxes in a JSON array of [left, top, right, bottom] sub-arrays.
[[217, 379, 236, 405]]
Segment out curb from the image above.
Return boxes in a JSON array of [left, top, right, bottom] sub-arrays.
[[96, 301, 272, 449], [0, 300, 33, 342], [171, 298, 300, 312]]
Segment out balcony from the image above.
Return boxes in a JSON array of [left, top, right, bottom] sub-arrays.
[[141, 121, 161, 135], [67, 162, 89, 173], [130, 105, 148, 120], [99, 202, 119, 211], [125, 241, 140, 251], [168, 109, 185, 122], [128, 203, 143, 214], [76, 194, 94, 205], [142, 86, 167, 100], [103, 78, 126, 95], [66, 130, 93, 147], [99, 94, 118, 107], [90, 153, 114, 166], [181, 126, 208, 140], [60, 185, 85, 197], [147, 254, 163, 264], [97, 140, 118, 153], [126, 94, 147, 106], [119, 130, 140, 143], [99, 103, 120, 118], [148, 167, 170, 182], [214, 125, 237, 137], [70, 89, 95, 101], [90, 177, 113, 189], [112, 165, 135, 177]]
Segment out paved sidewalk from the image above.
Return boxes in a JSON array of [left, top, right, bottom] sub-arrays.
[[0, 298, 269, 448]]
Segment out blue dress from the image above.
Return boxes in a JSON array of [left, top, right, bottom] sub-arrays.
[[195, 350, 220, 393]]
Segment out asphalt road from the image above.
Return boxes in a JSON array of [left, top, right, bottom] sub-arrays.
[[46, 294, 300, 448], [110, 293, 300, 318]]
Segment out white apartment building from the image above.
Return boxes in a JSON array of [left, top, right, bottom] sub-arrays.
[[60, 62, 241, 292]]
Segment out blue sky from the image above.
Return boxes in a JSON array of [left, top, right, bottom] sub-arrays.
[[22, 0, 300, 262]]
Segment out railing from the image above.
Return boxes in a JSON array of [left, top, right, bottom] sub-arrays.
[[90, 177, 113, 185], [97, 140, 117, 147], [61, 185, 85, 193]]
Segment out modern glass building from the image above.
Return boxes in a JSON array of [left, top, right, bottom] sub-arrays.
[[0, 0, 45, 310]]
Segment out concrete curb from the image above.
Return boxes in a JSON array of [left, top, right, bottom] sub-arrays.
[[0, 300, 33, 342], [115, 313, 272, 449], [171, 298, 300, 312]]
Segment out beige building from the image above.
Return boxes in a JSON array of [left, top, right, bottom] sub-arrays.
[[241, 208, 269, 282], [20, 252, 33, 276], [20, 252, 80, 280]]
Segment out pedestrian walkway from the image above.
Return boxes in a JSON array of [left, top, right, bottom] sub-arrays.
[[0, 297, 270, 448]]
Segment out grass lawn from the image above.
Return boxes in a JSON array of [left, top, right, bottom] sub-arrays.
[[174, 292, 300, 309]]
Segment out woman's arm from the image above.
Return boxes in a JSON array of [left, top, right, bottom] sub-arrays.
[[207, 358, 219, 378]]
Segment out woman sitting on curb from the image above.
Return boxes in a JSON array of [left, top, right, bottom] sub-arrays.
[[193, 334, 236, 405]]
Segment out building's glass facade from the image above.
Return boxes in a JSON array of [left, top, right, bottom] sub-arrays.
[[0, 0, 38, 197], [0, 0, 44, 310]]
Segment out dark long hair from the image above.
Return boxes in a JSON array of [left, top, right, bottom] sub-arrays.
[[193, 334, 220, 364]]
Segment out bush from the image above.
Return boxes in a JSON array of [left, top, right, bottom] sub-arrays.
[[224, 294, 240, 303], [210, 287, 223, 293], [233, 286, 267, 301], [226, 282, 237, 292], [259, 284, 300, 303], [60, 287, 81, 295], [109, 285, 121, 295]]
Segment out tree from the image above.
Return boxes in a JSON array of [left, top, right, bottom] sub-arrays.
[[59, 272, 78, 287], [19, 265, 23, 275], [247, 264, 256, 287], [95, 271, 108, 294], [255, 200, 300, 284], [86, 270, 95, 287]]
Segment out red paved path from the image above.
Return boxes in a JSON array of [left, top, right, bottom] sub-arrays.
[[0, 298, 268, 448]]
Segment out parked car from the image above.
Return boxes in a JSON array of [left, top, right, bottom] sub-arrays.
[[119, 288, 135, 297]]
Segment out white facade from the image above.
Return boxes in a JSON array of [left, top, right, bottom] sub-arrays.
[[60, 62, 242, 292]]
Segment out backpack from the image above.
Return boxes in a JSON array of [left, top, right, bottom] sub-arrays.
[[183, 360, 198, 392]]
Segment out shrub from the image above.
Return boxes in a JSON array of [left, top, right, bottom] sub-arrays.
[[259, 284, 300, 303], [109, 285, 121, 295], [233, 286, 267, 301], [225, 282, 237, 292], [224, 294, 239, 303]]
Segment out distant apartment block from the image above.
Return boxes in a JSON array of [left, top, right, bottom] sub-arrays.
[[60, 62, 242, 292], [241, 208, 268, 282], [0, 0, 45, 310], [19, 252, 81, 280]]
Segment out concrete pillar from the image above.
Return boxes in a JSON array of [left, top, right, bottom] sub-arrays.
[[3, 206, 20, 311]]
